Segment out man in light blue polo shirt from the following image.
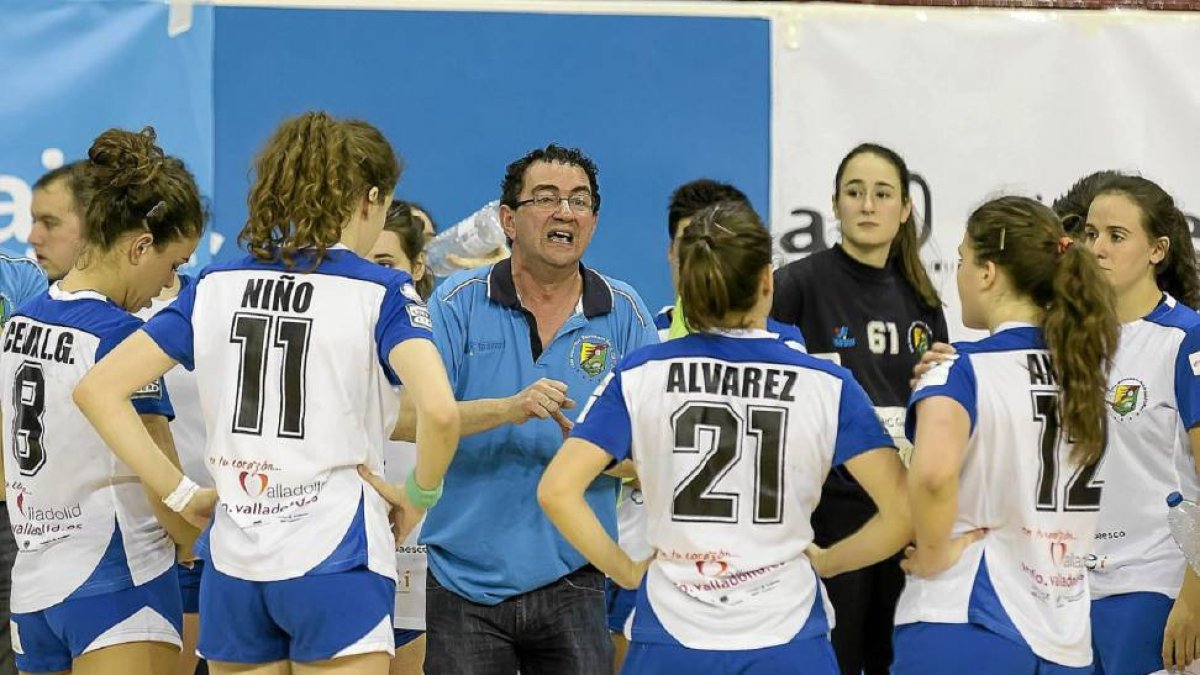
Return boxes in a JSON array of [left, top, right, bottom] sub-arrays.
[[0, 252, 48, 675], [422, 144, 657, 674]]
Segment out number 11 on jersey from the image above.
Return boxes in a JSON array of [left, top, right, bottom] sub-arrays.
[[230, 312, 313, 439]]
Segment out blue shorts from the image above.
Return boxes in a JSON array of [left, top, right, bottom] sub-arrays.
[[179, 560, 205, 615], [621, 636, 838, 675], [12, 566, 183, 674], [605, 580, 636, 635], [893, 622, 1094, 675], [394, 629, 423, 649], [198, 564, 395, 664], [1092, 591, 1172, 675]]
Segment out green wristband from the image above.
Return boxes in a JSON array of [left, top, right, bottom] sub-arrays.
[[405, 470, 443, 510]]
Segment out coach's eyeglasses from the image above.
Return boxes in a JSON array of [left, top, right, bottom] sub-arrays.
[[513, 191, 595, 214]]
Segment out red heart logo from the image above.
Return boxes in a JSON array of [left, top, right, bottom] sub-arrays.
[[696, 560, 730, 577], [239, 472, 268, 498]]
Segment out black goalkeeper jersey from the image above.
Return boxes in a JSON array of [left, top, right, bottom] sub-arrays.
[[771, 244, 948, 541]]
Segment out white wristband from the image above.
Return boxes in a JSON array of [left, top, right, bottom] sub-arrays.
[[163, 476, 200, 513]]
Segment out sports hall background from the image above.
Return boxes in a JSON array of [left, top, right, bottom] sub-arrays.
[[2, 0, 1198, 337]]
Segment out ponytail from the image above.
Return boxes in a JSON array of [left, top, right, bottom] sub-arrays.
[[240, 111, 401, 269], [1044, 241, 1119, 464], [966, 196, 1118, 465], [677, 202, 772, 332]]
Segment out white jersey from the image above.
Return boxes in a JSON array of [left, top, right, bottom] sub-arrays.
[[136, 275, 211, 489], [899, 323, 1100, 668], [382, 436, 426, 630], [1, 285, 175, 613], [1091, 295, 1200, 599], [142, 246, 432, 582], [571, 328, 892, 651]]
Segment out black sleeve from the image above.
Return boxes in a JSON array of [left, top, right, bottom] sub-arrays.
[[771, 264, 804, 326], [932, 305, 950, 343]]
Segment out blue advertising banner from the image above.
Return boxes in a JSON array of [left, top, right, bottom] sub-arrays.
[[0, 0, 215, 266]]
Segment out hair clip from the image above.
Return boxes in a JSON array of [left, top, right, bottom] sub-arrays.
[[145, 201, 167, 220], [999, 227, 1007, 252], [1056, 236, 1073, 255]]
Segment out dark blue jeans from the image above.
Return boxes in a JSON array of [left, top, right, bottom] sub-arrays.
[[424, 566, 612, 675]]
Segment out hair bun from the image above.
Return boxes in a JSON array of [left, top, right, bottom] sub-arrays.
[[88, 126, 165, 190]]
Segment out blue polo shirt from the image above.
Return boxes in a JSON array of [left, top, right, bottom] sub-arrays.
[[0, 253, 47, 325], [423, 258, 658, 604], [0, 253, 46, 506]]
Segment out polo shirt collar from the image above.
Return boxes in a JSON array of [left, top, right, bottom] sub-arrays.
[[487, 258, 613, 318]]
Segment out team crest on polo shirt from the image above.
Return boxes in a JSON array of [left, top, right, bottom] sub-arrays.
[[1106, 377, 1147, 420], [570, 335, 612, 378], [907, 321, 932, 356]]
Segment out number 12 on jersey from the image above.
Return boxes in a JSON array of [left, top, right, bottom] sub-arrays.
[[1031, 391, 1102, 512], [230, 312, 312, 439]]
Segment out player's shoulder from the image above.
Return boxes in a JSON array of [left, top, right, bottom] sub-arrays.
[[1145, 294, 1200, 335], [17, 287, 140, 343]]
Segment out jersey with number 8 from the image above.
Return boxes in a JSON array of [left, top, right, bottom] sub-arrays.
[[142, 246, 432, 582], [1, 286, 176, 613], [898, 324, 1101, 668]]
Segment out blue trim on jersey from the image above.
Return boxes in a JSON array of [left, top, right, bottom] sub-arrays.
[[1145, 296, 1200, 430], [143, 250, 431, 385], [653, 307, 670, 332], [14, 289, 174, 419], [966, 553, 1024, 646], [652, 306, 807, 347], [628, 566, 832, 647], [66, 520, 134, 600], [193, 497, 369, 579], [571, 370, 632, 461], [572, 332, 891, 465], [307, 495, 368, 575], [906, 326, 1043, 440]]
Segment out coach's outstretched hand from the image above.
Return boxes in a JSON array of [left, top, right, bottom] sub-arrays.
[[899, 528, 987, 578], [357, 465, 426, 545], [508, 378, 576, 437], [910, 342, 956, 390]]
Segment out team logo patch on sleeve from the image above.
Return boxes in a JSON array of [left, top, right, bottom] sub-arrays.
[[131, 378, 164, 400], [1191, 351, 1200, 376], [406, 304, 433, 330], [570, 335, 612, 378], [907, 321, 932, 355]]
